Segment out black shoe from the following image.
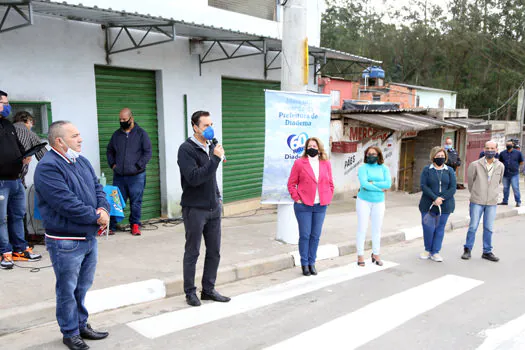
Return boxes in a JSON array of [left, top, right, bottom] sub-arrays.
[[63, 335, 89, 350], [482, 252, 500, 262], [308, 265, 317, 275], [498, 202, 508, 205], [517, 203, 521, 208], [371, 253, 383, 266], [186, 294, 201, 307], [301, 265, 311, 276], [461, 248, 471, 260], [201, 290, 231, 303], [80, 324, 109, 340]]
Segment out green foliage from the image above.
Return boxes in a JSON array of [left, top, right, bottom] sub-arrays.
[[321, 0, 525, 119]]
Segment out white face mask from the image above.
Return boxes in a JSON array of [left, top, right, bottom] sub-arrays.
[[66, 148, 81, 161], [61, 138, 81, 161]]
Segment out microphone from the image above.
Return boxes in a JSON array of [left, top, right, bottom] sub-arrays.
[[212, 138, 227, 162]]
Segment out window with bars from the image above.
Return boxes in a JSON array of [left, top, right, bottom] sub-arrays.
[[9, 101, 52, 137]]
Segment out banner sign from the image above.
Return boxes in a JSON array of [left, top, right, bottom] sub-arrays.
[[261, 90, 331, 204]]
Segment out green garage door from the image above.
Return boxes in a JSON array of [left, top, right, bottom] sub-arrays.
[[222, 78, 280, 203], [95, 66, 161, 221]]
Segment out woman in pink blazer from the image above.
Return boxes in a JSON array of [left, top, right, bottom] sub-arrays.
[[287, 137, 335, 276]]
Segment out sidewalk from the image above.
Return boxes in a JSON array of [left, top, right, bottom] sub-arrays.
[[1, 185, 523, 335]]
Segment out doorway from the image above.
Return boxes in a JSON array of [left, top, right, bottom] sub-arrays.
[[398, 139, 416, 192]]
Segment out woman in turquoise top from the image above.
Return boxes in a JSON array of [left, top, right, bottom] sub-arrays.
[[356, 146, 391, 267]]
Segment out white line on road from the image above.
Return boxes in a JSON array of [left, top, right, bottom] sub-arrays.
[[265, 274, 483, 350], [477, 313, 525, 350], [127, 260, 398, 339], [85, 279, 166, 314]]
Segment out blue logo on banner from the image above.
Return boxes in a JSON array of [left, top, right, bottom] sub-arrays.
[[287, 132, 309, 154]]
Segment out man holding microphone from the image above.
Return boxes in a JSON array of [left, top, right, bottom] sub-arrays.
[[177, 110, 230, 307], [35, 121, 110, 350]]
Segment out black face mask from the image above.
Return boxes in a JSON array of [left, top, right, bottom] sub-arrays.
[[507, 145, 513, 150], [366, 155, 378, 164], [306, 148, 319, 157], [434, 157, 446, 166], [120, 119, 132, 130]]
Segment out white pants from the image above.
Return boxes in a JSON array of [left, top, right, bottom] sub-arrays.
[[356, 197, 385, 256]]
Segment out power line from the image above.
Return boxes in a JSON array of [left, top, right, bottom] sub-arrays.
[[470, 79, 525, 118]]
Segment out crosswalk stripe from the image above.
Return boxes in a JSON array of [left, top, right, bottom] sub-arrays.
[[264, 274, 483, 350], [127, 260, 398, 339], [477, 313, 525, 350]]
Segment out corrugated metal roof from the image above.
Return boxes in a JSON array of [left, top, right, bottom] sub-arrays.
[[28, 0, 380, 64], [446, 118, 489, 130], [337, 113, 462, 132]]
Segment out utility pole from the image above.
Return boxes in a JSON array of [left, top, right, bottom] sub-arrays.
[[518, 88, 525, 148], [276, 0, 308, 244]]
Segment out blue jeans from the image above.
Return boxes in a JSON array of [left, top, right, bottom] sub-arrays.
[[0, 179, 28, 254], [46, 237, 98, 337], [293, 203, 327, 266], [110, 171, 146, 230], [502, 175, 521, 204], [421, 212, 450, 255], [464, 203, 497, 253]]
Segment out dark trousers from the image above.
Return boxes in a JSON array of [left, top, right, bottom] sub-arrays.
[[46, 237, 97, 337], [182, 204, 222, 295], [110, 172, 146, 230]]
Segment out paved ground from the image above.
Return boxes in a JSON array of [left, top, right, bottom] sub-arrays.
[[3, 214, 524, 350]]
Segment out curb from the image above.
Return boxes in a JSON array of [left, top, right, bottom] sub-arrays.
[[1, 208, 521, 335]]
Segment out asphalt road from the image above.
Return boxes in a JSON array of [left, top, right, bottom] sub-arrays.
[[3, 215, 525, 350]]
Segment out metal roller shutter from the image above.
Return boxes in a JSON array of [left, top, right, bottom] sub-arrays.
[[95, 66, 161, 222], [222, 78, 279, 203]]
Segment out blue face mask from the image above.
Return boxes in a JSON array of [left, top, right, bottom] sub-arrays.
[[0, 104, 11, 118], [202, 126, 215, 141], [444, 145, 452, 150]]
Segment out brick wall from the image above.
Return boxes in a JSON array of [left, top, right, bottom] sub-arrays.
[[412, 129, 443, 192]]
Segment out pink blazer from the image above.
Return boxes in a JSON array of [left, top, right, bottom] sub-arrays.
[[287, 157, 335, 206]]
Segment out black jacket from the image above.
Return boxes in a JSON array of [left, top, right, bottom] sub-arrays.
[[0, 118, 24, 180], [446, 148, 461, 170], [177, 138, 222, 210], [107, 122, 152, 176]]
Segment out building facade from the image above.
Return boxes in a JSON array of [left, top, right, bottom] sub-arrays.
[[2, 0, 374, 221]]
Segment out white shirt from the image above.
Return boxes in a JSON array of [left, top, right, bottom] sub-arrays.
[[308, 156, 320, 204]]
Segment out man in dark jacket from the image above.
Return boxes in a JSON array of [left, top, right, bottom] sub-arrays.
[[106, 108, 152, 236], [444, 137, 461, 171], [35, 121, 110, 350], [444, 137, 464, 190], [0, 90, 41, 270], [498, 139, 524, 207], [177, 110, 230, 307]]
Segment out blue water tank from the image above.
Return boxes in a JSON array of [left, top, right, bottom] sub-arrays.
[[362, 66, 385, 79]]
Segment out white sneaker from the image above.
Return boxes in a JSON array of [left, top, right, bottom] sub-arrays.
[[419, 252, 430, 260], [430, 254, 444, 262]]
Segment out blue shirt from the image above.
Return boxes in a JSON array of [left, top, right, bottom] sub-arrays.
[[498, 149, 524, 177], [357, 163, 391, 203]]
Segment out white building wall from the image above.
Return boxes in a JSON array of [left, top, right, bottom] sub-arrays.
[[0, 14, 317, 217], [417, 90, 457, 109]]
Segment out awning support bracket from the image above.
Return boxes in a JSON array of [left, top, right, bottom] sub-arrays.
[[198, 39, 265, 76], [103, 23, 175, 64], [0, 2, 33, 35]]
